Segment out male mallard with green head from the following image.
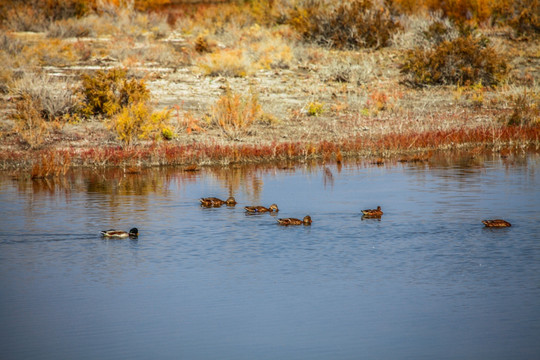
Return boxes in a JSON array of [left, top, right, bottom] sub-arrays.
[[482, 219, 511, 227], [200, 196, 237, 207], [244, 204, 279, 213], [277, 215, 312, 226], [361, 206, 383, 218], [100, 228, 139, 238]]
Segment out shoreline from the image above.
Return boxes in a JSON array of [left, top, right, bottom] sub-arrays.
[[2, 125, 538, 175]]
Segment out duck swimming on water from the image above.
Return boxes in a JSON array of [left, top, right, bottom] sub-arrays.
[[361, 206, 383, 218], [277, 215, 312, 226], [482, 219, 511, 227], [200, 197, 237, 207], [100, 228, 139, 238], [244, 204, 279, 213]]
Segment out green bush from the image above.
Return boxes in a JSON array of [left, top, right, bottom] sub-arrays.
[[80, 68, 150, 118], [400, 34, 509, 86], [289, 0, 401, 49]]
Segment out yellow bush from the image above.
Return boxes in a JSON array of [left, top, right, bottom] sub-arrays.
[[108, 102, 173, 144], [306, 101, 324, 116], [80, 68, 150, 118]]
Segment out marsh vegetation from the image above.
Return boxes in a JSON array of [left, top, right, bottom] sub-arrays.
[[0, 0, 538, 174]]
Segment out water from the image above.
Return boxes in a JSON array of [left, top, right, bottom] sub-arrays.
[[1, 153, 539, 360]]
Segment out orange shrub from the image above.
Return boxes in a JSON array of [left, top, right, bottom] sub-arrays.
[[401, 34, 508, 86]]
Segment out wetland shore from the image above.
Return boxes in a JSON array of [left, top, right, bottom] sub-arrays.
[[0, 1, 538, 173]]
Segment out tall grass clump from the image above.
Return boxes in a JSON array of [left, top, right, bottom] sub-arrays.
[[501, 90, 540, 126], [210, 86, 262, 140], [289, 0, 401, 49], [9, 73, 80, 149], [10, 73, 80, 121], [11, 94, 50, 149], [0, 33, 25, 93], [31, 150, 71, 179], [199, 49, 251, 77], [47, 17, 96, 38]]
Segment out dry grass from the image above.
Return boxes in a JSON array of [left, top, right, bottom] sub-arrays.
[[9, 73, 80, 121], [198, 49, 251, 77], [210, 86, 262, 140], [11, 94, 51, 149]]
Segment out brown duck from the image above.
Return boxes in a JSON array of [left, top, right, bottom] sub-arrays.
[[277, 215, 312, 226], [244, 204, 279, 213], [361, 206, 383, 218], [482, 219, 511, 227], [200, 196, 237, 207]]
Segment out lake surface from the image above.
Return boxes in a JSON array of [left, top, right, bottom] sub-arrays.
[[1, 152, 539, 360]]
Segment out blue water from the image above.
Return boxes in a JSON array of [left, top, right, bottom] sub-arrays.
[[1, 153, 539, 359]]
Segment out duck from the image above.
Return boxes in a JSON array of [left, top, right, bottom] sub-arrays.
[[200, 196, 237, 207], [361, 206, 383, 218], [100, 228, 139, 238], [277, 215, 312, 226], [482, 219, 511, 227], [244, 204, 279, 213]]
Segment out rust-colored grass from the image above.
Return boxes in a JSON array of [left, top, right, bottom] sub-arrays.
[[1, 125, 537, 173], [30, 150, 71, 179]]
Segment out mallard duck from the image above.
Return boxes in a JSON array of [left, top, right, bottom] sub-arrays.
[[100, 228, 138, 238], [200, 196, 237, 207], [244, 204, 279, 213], [482, 219, 511, 227], [361, 206, 383, 218], [277, 215, 312, 226]]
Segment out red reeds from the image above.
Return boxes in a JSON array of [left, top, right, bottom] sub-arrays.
[[1, 125, 538, 172]]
